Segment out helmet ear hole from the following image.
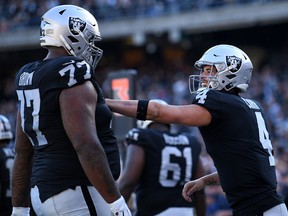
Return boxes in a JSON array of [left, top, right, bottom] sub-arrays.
[[68, 36, 79, 43], [226, 74, 236, 79]]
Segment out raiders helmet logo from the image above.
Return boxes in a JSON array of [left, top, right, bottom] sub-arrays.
[[226, 56, 242, 72], [69, 17, 86, 35]]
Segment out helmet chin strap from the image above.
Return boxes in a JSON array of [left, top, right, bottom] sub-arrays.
[[208, 64, 238, 90], [209, 81, 219, 89], [59, 35, 76, 56], [217, 64, 237, 75]]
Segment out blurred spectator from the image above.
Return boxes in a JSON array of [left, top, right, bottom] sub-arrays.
[[0, 0, 282, 33], [205, 186, 232, 216]]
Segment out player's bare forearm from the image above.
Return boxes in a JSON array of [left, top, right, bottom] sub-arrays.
[[12, 153, 33, 207], [118, 145, 144, 202], [105, 99, 138, 118], [12, 112, 33, 207], [203, 172, 219, 185], [105, 99, 162, 123], [76, 142, 121, 203]]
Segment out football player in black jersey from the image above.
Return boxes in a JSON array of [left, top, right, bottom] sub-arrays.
[[0, 114, 14, 216], [106, 44, 288, 215], [12, 5, 131, 216], [118, 99, 206, 216]]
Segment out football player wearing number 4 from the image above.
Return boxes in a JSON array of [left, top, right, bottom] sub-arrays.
[[118, 99, 206, 216], [105, 44, 288, 216], [12, 5, 131, 216]]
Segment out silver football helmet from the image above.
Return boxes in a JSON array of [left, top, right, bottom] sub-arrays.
[[40, 5, 103, 69], [189, 44, 253, 93], [137, 99, 169, 129], [0, 115, 13, 141]]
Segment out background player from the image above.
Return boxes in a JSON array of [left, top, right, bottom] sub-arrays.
[[118, 99, 206, 216], [0, 114, 14, 216]]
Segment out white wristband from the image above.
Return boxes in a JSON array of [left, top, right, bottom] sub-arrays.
[[11, 207, 30, 216]]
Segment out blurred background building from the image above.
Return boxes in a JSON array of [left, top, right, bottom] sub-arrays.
[[1, 1, 288, 215]]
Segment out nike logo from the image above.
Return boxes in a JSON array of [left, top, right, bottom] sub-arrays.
[[63, 60, 75, 65]]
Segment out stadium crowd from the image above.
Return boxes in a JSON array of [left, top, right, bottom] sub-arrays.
[[1, 0, 288, 215], [0, 0, 285, 33]]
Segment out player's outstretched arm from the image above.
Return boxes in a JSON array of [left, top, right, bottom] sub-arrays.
[[105, 99, 211, 127]]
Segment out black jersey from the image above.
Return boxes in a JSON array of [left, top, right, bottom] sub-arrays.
[[0, 146, 14, 216], [15, 56, 120, 202], [192, 89, 283, 215], [125, 128, 202, 216]]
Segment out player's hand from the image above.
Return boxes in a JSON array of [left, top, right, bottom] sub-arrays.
[[182, 179, 205, 202], [108, 196, 132, 216]]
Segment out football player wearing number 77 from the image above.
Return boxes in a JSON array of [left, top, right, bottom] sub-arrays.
[[105, 44, 288, 216], [12, 5, 131, 216]]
